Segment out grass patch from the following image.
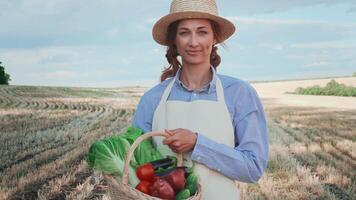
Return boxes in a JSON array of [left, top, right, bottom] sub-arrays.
[[294, 80, 356, 97]]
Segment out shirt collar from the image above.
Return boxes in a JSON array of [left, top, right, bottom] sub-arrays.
[[174, 65, 217, 94]]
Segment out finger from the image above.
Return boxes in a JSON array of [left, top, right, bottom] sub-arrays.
[[163, 136, 175, 145], [168, 128, 180, 133], [167, 144, 178, 153], [165, 129, 174, 136]]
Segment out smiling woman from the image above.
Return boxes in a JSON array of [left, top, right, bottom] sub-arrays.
[[130, 0, 269, 200], [161, 19, 221, 84]]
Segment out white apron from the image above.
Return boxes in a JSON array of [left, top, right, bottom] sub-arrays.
[[152, 76, 240, 200]]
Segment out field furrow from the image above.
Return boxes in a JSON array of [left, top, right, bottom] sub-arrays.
[[0, 85, 144, 200], [265, 106, 356, 199], [1, 85, 354, 200]]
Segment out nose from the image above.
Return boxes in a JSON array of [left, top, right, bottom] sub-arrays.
[[189, 34, 199, 47]]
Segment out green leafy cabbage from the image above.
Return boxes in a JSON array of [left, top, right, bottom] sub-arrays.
[[86, 126, 163, 187]]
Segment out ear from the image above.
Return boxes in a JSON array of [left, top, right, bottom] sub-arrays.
[[213, 39, 217, 45]]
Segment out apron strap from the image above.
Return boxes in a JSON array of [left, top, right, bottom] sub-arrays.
[[159, 77, 176, 105], [215, 77, 226, 104], [159, 75, 226, 105]]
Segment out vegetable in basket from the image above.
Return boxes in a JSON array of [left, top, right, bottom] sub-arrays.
[[150, 177, 175, 200], [185, 172, 198, 195], [135, 158, 197, 199], [136, 156, 176, 182], [135, 180, 152, 195], [164, 167, 186, 193], [86, 126, 164, 187], [175, 189, 191, 200], [86, 135, 139, 187]]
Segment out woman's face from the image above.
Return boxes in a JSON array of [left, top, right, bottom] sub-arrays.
[[175, 19, 216, 66]]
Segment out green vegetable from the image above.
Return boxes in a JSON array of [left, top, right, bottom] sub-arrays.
[[155, 156, 177, 175], [86, 135, 139, 187], [118, 126, 163, 166], [185, 172, 198, 195], [119, 126, 143, 144], [86, 126, 164, 187], [134, 137, 163, 165], [175, 189, 191, 200]]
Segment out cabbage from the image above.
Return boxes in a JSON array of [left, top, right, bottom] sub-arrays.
[[86, 126, 164, 187], [86, 135, 139, 187]]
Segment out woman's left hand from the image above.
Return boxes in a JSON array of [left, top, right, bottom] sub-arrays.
[[163, 128, 197, 153]]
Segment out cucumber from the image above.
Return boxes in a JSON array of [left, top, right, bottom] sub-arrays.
[[175, 189, 191, 200], [185, 172, 197, 195]]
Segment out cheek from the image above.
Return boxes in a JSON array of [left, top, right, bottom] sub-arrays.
[[175, 39, 186, 54], [203, 37, 214, 53], [204, 43, 213, 54]]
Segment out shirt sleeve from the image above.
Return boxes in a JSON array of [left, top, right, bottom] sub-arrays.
[[191, 85, 269, 183], [131, 94, 154, 133]]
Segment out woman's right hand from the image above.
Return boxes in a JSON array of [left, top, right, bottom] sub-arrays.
[[163, 128, 197, 153]]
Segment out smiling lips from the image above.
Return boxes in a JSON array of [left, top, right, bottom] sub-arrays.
[[186, 50, 201, 55]]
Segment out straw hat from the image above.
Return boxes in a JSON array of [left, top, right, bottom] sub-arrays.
[[152, 0, 236, 46]]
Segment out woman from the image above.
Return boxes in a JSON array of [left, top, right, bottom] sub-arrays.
[[132, 0, 269, 199]]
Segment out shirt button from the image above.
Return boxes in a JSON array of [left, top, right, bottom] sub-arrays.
[[193, 92, 197, 96], [217, 168, 221, 172], [196, 156, 201, 161]]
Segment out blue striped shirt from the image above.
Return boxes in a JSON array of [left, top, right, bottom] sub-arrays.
[[132, 67, 269, 183]]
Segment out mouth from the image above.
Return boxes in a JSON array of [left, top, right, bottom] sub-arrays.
[[186, 50, 201, 55]]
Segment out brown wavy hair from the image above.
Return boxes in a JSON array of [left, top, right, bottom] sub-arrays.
[[160, 20, 223, 82]]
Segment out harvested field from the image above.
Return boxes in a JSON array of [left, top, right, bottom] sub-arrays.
[[0, 86, 144, 200], [0, 77, 355, 200]]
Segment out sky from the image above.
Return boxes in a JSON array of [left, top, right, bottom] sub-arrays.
[[1, 0, 356, 87]]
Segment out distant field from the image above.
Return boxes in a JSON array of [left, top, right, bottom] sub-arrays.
[[253, 77, 356, 109], [0, 78, 355, 200]]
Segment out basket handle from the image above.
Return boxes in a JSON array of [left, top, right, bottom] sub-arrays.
[[122, 131, 184, 184]]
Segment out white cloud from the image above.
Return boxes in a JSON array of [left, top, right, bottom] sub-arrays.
[[304, 61, 330, 67], [135, 24, 150, 33], [228, 17, 318, 25], [228, 17, 356, 27], [88, 79, 158, 88], [225, 0, 356, 14], [145, 17, 159, 24], [41, 70, 79, 79], [106, 28, 121, 38], [258, 43, 285, 50], [0, 46, 95, 68], [291, 42, 356, 49]]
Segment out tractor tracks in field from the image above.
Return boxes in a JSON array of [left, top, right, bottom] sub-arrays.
[[271, 117, 355, 199], [0, 86, 140, 200]]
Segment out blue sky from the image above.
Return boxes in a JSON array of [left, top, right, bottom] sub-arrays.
[[1, 0, 356, 87]]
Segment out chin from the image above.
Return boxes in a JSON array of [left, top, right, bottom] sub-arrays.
[[182, 56, 205, 65]]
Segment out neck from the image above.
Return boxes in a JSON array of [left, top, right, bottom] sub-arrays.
[[179, 62, 212, 91]]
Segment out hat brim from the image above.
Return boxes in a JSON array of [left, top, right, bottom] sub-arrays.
[[152, 11, 236, 46]]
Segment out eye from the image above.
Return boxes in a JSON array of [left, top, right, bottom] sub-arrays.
[[199, 31, 208, 35], [179, 32, 188, 36]]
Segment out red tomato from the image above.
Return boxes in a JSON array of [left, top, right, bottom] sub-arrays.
[[136, 163, 154, 181], [135, 180, 152, 195]]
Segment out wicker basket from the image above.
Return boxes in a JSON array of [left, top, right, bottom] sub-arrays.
[[104, 131, 202, 200]]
